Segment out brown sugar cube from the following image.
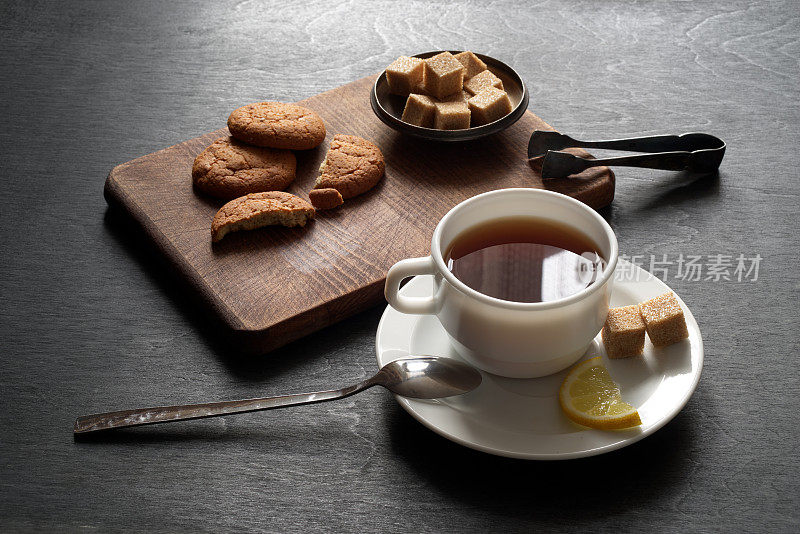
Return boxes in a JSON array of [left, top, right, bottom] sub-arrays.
[[454, 51, 488, 79], [401, 94, 437, 128], [468, 87, 513, 126], [415, 65, 428, 94], [464, 69, 504, 95], [639, 293, 689, 347], [385, 56, 425, 95], [440, 90, 470, 103], [602, 305, 646, 359], [423, 52, 465, 99], [434, 101, 471, 130]]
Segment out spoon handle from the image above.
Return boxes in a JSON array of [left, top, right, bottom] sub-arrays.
[[74, 379, 376, 434]]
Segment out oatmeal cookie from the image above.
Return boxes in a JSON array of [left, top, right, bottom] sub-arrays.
[[211, 191, 315, 242], [227, 102, 326, 150], [314, 135, 384, 200], [192, 137, 296, 200]]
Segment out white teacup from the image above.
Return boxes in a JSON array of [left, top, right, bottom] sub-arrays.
[[384, 188, 618, 378]]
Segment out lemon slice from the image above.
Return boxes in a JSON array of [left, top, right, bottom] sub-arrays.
[[559, 357, 642, 430]]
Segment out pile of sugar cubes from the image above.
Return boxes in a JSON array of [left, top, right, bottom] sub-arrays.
[[602, 292, 689, 359], [384, 51, 513, 130]]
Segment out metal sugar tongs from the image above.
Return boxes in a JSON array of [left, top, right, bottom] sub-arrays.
[[527, 131, 726, 179]]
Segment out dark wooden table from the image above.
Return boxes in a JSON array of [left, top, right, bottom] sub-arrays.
[[2, 1, 798, 531]]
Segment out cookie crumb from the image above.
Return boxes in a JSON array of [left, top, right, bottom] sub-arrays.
[[309, 188, 344, 210]]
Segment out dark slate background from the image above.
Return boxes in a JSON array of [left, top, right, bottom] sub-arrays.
[[1, 1, 797, 531]]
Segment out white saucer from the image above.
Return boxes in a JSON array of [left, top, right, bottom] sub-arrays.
[[375, 259, 703, 460]]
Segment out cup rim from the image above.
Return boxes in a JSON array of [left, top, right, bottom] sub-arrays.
[[430, 188, 619, 310]]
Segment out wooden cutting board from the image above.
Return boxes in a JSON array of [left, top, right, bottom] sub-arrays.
[[104, 74, 614, 354]]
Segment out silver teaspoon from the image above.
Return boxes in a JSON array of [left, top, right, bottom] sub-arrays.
[[74, 357, 481, 434]]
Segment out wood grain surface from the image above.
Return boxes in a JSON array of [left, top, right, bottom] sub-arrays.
[[105, 74, 613, 353], [1, 1, 798, 532]]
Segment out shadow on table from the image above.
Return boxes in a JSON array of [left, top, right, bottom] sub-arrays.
[[386, 401, 697, 518], [636, 170, 722, 212], [102, 208, 381, 382], [74, 425, 248, 445]]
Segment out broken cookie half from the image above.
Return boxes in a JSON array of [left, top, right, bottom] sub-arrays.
[[311, 134, 385, 209], [211, 191, 315, 242]]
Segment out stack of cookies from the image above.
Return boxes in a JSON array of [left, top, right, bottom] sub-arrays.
[[192, 102, 384, 242], [385, 51, 513, 130]]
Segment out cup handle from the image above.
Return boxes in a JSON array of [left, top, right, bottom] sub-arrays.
[[384, 256, 438, 315]]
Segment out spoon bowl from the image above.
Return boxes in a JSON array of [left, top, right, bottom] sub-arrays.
[[377, 357, 482, 399]]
